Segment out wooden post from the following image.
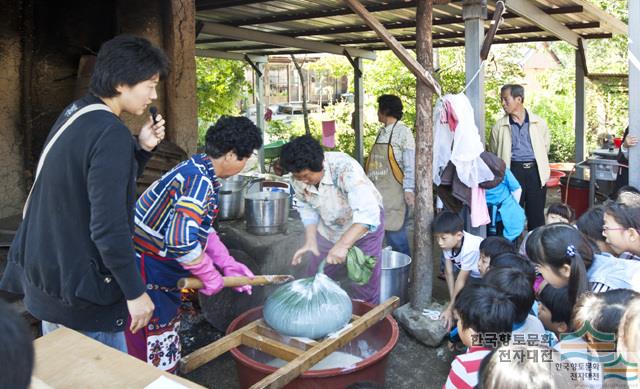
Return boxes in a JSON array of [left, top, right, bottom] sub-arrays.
[[290, 55, 310, 136], [410, 0, 435, 309], [164, 0, 198, 155], [575, 44, 586, 163], [354, 57, 364, 165], [255, 62, 266, 172], [629, 0, 640, 187]]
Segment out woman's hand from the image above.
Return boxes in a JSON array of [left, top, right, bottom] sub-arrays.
[[624, 135, 638, 149], [138, 114, 166, 151], [292, 240, 319, 265], [326, 242, 349, 264]]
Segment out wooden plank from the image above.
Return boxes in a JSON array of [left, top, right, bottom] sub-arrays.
[[242, 332, 304, 361], [199, 22, 376, 60], [180, 320, 261, 374], [177, 275, 294, 290], [256, 324, 319, 351], [506, 0, 581, 47], [32, 328, 204, 388], [249, 297, 400, 389], [196, 48, 268, 63], [343, 0, 441, 96], [480, 0, 505, 61]]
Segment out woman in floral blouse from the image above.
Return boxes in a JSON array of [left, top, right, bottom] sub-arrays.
[[280, 135, 384, 304]]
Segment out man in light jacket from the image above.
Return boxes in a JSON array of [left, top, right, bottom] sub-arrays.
[[489, 84, 550, 229]]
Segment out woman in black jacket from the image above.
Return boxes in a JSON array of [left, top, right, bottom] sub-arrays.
[[0, 35, 168, 351]]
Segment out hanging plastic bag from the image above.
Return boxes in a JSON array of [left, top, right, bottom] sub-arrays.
[[346, 246, 376, 285], [263, 273, 352, 339]]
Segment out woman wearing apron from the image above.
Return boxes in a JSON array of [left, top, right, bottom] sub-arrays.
[[125, 116, 263, 372], [366, 95, 416, 256]]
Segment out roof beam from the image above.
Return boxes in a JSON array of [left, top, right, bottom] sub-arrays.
[[239, 32, 613, 56], [505, 0, 581, 47], [571, 0, 626, 36], [198, 22, 600, 52], [195, 49, 267, 63], [343, 0, 441, 95], [200, 22, 376, 60], [196, 0, 272, 11], [196, 5, 584, 44]]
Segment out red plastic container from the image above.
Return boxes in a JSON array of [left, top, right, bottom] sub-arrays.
[[227, 301, 400, 388], [547, 169, 566, 188], [560, 176, 589, 218], [614, 137, 623, 149]]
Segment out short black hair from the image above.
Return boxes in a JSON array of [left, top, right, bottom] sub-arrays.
[[483, 267, 535, 324], [547, 202, 576, 223], [490, 253, 536, 284], [377, 94, 403, 120], [89, 34, 169, 98], [204, 116, 263, 159], [537, 284, 571, 326], [616, 185, 640, 197], [576, 205, 607, 245], [279, 135, 325, 173], [454, 284, 516, 343], [432, 210, 464, 234], [0, 301, 34, 389], [480, 236, 515, 260], [501, 84, 525, 103]]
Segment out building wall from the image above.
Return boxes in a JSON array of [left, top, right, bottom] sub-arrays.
[[0, 0, 197, 218], [0, 0, 26, 218]]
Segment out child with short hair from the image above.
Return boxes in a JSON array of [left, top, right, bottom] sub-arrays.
[[569, 289, 639, 388], [536, 282, 571, 346], [603, 202, 640, 260], [434, 211, 484, 329], [482, 267, 545, 336], [618, 296, 640, 365], [478, 237, 515, 276], [0, 301, 34, 389], [572, 289, 639, 344], [518, 202, 576, 258], [443, 284, 517, 389], [487, 253, 536, 283]]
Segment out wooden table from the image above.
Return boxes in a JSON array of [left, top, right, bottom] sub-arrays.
[[32, 327, 205, 389]]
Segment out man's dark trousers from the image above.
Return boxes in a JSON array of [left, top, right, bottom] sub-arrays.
[[511, 161, 546, 229]]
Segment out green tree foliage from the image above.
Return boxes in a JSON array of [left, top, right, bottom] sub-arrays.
[[196, 57, 249, 145]]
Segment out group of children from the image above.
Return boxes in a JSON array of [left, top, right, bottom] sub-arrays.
[[436, 187, 640, 388]]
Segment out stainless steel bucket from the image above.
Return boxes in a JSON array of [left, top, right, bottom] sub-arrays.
[[380, 249, 412, 305], [244, 191, 290, 235], [218, 176, 256, 220]]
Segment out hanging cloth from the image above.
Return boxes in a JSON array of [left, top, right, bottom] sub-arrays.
[[366, 122, 406, 231], [322, 119, 336, 148]]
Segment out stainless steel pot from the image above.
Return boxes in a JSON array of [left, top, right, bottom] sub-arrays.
[[218, 176, 260, 220], [244, 191, 290, 235], [380, 248, 412, 305]]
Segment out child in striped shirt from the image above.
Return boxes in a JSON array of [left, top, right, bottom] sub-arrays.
[[444, 284, 517, 389]]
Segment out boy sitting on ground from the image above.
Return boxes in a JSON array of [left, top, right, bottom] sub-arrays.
[[434, 211, 484, 329], [478, 236, 515, 276], [444, 284, 516, 389]]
